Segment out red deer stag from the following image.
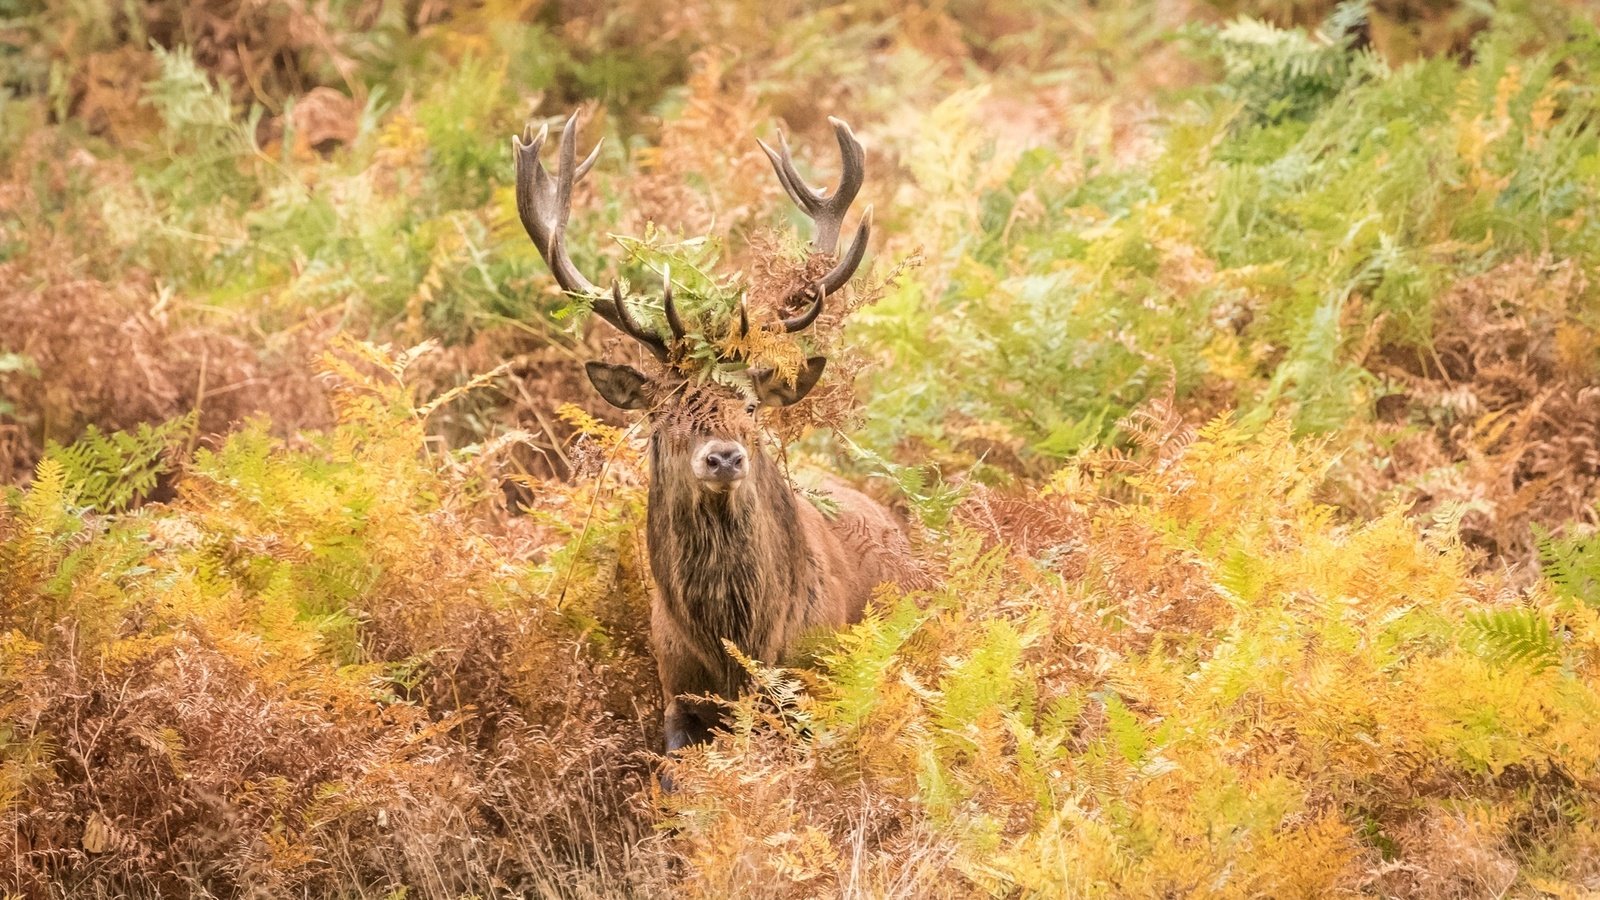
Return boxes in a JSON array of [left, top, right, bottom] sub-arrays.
[[513, 113, 918, 755]]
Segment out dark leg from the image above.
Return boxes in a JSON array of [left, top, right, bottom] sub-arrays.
[[659, 698, 722, 792], [663, 697, 719, 752]]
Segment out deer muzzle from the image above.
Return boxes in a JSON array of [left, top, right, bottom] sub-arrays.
[[693, 440, 748, 489]]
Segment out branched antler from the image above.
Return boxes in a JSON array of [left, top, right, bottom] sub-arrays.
[[758, 117, 867, 254], [757, 117, 872, 331], [514, 111, 873, 362], [515, 113, 674, 362], [513, 112, 602, 299]]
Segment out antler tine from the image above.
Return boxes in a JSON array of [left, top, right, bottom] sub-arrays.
[[661, 266, 688, 344], [814, 203, 871, 299], [514, 113, 604, 300], [779, 283, 825, 333], [769, 204, 870, 332], [610, 282, 670, 363], [757, 116, 865, 254], [757, 117, 871, 333], [517, 111, 679, 364]]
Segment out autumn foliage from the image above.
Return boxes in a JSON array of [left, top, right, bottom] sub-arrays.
[[4, 0, 1600, 897]]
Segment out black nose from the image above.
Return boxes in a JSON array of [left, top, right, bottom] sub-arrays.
[[704, 446, 746, 473]]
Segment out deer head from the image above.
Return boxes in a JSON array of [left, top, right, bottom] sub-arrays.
[[512, 112, 871, 497]]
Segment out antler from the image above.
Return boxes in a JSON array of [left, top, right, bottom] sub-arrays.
[[606, 281, 667, 362], [758, 116, 872, 330], [515, 113, 680, 362], [516, 111, 870, 362], [513, 112, 602, 298]]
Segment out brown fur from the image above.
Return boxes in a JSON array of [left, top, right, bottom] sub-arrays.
[[593, 369, 917, 751], [522, 109, 896, 758]]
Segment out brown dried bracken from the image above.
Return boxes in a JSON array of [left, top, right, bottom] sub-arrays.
[[1353, 256, 1600, 571]]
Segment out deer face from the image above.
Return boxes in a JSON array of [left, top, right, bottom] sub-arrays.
[[514, 110, 868, 495], [585, 357, 826, 495]]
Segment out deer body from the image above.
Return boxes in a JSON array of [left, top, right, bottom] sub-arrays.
[[515, 110, 906, 755], [647, 446, 913, 748]]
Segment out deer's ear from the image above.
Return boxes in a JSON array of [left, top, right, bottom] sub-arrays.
[[753, 356, 826, 407], [585, 362, 652, 410]]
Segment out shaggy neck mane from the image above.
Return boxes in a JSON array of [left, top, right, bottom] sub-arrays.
[[646, 434, 815, 689]]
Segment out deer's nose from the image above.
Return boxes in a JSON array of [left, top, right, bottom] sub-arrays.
[[696, 441, 747, 483]]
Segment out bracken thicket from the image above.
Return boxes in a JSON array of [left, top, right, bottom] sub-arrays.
[[3, 0, 1600, 896]]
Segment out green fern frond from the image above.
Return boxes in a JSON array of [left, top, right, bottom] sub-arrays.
[[45, 413, 196, 513], [814, 599, 926, 732], [844, 437, 965, 528], [1537, 525, 1600, 609], [19, 457, 69, 530], [1465, 607, 1562, 671], [1203, 0, 1382, 127], [1099, 692, 1148, 767]]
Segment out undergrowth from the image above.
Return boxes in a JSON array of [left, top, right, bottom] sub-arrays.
[[4, 0, 1600, 896]]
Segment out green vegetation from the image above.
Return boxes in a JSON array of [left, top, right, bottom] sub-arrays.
[[3, 0, 1599, 896]]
